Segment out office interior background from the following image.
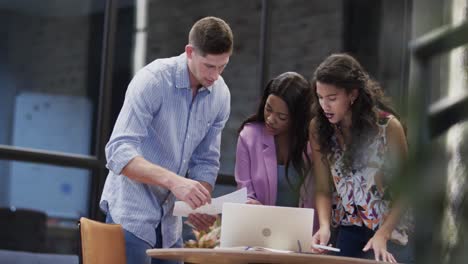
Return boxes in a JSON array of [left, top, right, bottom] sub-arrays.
[[0, 0, 467, 263]]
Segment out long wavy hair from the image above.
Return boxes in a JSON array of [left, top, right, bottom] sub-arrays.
[[311, 53, 399, 173], [239, 72, 314, 191]]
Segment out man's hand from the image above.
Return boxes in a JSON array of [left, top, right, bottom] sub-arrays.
[[170, 177, 211, 209], [186, 213, 217, 232]]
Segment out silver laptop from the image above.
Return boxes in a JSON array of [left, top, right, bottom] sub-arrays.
[[220, 203, 314, 252]]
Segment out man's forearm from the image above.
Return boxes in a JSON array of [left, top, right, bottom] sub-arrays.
[[121, 156, 179, 189]]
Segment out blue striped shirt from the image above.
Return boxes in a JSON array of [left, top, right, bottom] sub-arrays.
[[100, 53, 230, 247]]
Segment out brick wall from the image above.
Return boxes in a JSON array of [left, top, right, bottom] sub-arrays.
[[5, 12, 90, 97], [145, 0, 344, 175], [2, 1, 344, 176]]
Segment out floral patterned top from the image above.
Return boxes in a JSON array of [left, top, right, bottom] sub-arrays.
[[329, 113, 411, 244]]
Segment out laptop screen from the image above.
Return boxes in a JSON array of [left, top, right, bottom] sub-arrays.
[[219, 203, 314, 252]]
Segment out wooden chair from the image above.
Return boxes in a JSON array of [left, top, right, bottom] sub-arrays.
[[78, 217, 126, 264]]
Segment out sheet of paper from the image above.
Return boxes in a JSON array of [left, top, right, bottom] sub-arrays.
[[173, 187, 247, 217]]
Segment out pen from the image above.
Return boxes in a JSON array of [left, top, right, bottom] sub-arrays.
[[313, 244, 341, 252]]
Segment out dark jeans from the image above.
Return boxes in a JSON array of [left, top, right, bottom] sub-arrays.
[[106, 213, 182, 264], [335, 225, 414, 263]]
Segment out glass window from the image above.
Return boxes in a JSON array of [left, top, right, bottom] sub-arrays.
[[2, 160, 91, 219], [0, 0, 128, 254], [0, 0, 105, 155]]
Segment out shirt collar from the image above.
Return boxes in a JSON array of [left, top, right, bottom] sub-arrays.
[[174, 53, 213, 93]]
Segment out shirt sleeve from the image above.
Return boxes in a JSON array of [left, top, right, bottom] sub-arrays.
[[234, 132, 258, 200], [187, 90, 230, 188], [105, 69, 162, 175]]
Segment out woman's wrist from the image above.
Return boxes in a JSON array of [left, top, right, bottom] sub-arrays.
[[319, 223, 331, 232], [375, 227, 391, 240]]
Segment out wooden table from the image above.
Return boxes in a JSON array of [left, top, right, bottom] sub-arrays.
[[146, 248, 384, 264]]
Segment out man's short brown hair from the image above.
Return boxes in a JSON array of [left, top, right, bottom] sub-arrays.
[[189, 16, 234, 56]]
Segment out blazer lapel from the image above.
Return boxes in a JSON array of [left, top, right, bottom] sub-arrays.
[[262, 126, 277, 205]]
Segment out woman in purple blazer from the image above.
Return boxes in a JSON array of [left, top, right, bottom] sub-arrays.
[[234, 72, 318, 230]]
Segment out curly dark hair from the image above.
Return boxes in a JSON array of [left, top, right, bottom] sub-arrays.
[[311, 53, 399, 173], [239, 72, 314, 191]]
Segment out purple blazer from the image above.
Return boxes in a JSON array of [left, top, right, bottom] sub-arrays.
[[234, 122, 318, 231]]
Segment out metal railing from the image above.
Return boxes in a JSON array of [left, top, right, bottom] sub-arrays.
[[408, 20, 468, 264], [409, 21, 468, 142]]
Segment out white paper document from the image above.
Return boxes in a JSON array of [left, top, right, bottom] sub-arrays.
[[173, 187, 247, 217]]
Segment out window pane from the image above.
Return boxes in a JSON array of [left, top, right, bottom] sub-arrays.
[[0, 160, 91, 219], [0, 0, 105, 155]]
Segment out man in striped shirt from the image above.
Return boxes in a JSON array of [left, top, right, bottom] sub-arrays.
[[100, 17, 233, 264]]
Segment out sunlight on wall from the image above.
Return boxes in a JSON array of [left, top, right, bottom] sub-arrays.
[[133, 0, 148, 74], [444, 0, 467, 257]]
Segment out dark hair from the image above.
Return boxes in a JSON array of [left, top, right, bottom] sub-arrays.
[[311, 53, 400, 173], [239, 72, 313, 191], [189, 16, 234, 56]]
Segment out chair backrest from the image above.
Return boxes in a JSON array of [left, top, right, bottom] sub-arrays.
[[78, 217, 126, 264]]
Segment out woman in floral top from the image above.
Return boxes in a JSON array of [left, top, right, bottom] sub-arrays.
[[309, 53, 412, 263]]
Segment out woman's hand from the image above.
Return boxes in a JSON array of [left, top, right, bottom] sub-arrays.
[[246, 198, 262, 205], [311, 227, 331, 253], [363, 230, 397, 263]]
